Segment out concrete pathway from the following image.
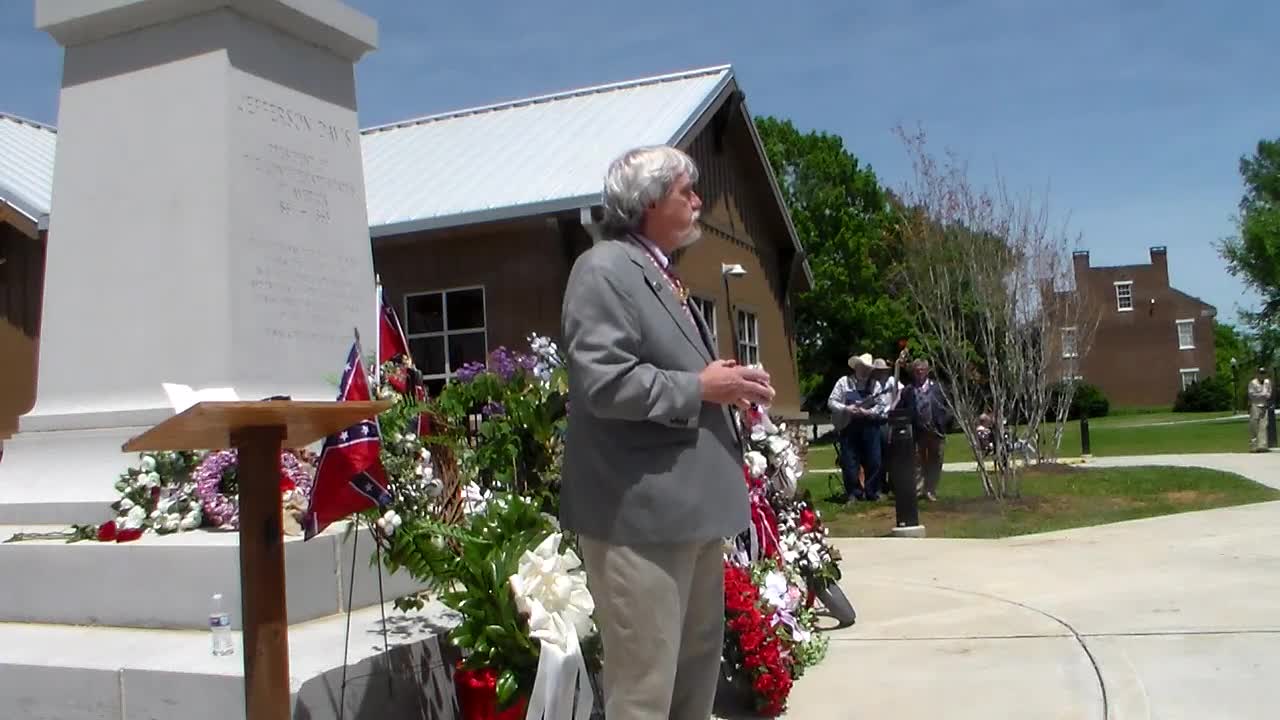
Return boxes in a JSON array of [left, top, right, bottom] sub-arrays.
[[783, 452, 1280, 719]]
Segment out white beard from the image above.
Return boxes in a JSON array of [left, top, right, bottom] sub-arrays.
[[675, 214, 702, 248]]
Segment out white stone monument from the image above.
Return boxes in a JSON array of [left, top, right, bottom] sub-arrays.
[[0, 0, 379, 524], [0, 4, 456, 719]]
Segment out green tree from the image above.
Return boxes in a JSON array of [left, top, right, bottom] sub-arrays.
[[754, 116, 913, 406], [1219, 139, 1280, 330]]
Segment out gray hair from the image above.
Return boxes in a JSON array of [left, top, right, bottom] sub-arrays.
[[912, 359, 931, 372], [600, 145, 699, 237]]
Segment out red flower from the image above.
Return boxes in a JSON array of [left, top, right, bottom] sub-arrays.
[[799, 508, 818, 531], [722, 560, 799, 717], [96, 521, 118, 542], [115, 527, 144, 543]]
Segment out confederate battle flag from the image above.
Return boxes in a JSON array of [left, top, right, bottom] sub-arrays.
[[379, 287, 411, 365], [303, 338, 394, 540]]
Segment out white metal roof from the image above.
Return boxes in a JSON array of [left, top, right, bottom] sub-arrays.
[[0, 112, 57, 225], [360, 65, 734, 235]]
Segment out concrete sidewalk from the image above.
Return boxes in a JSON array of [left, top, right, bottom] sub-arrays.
[[782, 452, 1280, 719]]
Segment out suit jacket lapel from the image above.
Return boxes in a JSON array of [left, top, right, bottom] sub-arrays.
[[624, 243, 712, 363]]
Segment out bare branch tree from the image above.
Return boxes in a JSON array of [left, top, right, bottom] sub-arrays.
[[891, 126, 1099, 498]]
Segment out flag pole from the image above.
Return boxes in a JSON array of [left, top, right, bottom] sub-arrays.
[[374, 274, 382, 385]]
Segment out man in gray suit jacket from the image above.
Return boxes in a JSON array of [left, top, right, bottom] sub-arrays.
[[561, 145, 775, 720]]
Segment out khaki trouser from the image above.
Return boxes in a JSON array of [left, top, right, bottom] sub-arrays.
[[915, 431, 945, 496], [1250, 404, 1268, 450], [579, 536, 725, 720]]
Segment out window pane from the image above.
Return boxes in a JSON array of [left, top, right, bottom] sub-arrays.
[[425, 377, 447, 398], [405, 293, 444, 334], [410, 336, 446, 376], [447, 288, 486, 331], [448, 331, 487, 371]]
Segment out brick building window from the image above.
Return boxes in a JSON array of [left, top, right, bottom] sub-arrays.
[[1179, 368, 1200, 390], [690, 296, 717, 346], [1114, 281, 1133, 312], [1176, 319, 1195, 350], [404, 286, 487, 394], [1061, 326, 1079, 358], [737, 310, 760, 365]]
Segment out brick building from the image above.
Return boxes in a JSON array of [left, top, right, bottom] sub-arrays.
[[1065, 246, 1217, 408]]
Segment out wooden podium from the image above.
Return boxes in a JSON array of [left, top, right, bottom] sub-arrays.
[[123, 400, 392, 720]]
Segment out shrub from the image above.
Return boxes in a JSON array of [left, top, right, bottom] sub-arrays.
[[1174, 375, 1233, 412], [1047, 381, 1110, 421], [1071, 383, 1111, 420]]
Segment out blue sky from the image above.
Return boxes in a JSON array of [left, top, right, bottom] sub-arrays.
[[2, 0, 1274, 323]]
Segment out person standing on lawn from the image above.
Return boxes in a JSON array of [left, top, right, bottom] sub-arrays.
[[1248, 368, 1273, 452], [899, 358, 952, 501], [559, 145, 775, 720], [828, 353, 893, 502]]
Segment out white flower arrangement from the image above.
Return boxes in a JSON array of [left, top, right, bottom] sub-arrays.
[[110, 452, 203, 535]]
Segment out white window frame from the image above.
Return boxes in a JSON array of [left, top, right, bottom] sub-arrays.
[[403, 285, 488, 384], [1114, 281, 1134, 312], [736, 309, 760, 366], [1176, 318, 1195, 350], [1179, 367, 1200, 391], [690, 295, 718, 347], [1061, 326, 1079, 358]]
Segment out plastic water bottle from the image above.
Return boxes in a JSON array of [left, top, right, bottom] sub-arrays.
[[209, 593, 234, 656]]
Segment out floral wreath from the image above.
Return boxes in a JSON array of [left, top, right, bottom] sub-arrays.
[[193, 449, 315, 529]]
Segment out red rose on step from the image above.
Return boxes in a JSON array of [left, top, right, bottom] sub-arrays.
[[115, 527, 144, 543], [96, 521, 118, 542]]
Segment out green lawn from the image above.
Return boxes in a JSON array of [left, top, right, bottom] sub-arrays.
[[804, 411, 1251, 470], [799, 464, 1280, 538]]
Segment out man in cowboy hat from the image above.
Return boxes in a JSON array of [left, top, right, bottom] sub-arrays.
[[827, 352, 895, 501]]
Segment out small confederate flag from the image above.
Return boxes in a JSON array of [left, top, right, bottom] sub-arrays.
[[303, 339, 394, 540], [379, 287, 411, 365]]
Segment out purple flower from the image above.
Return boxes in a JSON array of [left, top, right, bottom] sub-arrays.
[[481, 401, 506, 417], [455, 362, 487, 384], [489, 347, 519, 381]]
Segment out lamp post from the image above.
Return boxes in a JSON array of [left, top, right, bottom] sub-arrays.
[[721, 263, 746, 361], [1231, 357, 1239, 412]]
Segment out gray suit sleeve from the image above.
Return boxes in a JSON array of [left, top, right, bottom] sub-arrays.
[[563, 263, 703, 428]]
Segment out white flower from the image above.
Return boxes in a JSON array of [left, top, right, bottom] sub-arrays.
[[750, 425, 768, 443], [144, 472, 161, 487], [744, 451, 767, 478], [508, 533, 595, 651], [422, 476, 443, 498], [376, 510, 403, 535], [766, 435, 789, 455], [179, 513, 200, 531], [119, 498, 135, 511], [140, 456, 157, 472], [462, 482, 490, 516], [125, 505, 147, 529], [806, 545, 825, 568], [761, 571, 790, 610]]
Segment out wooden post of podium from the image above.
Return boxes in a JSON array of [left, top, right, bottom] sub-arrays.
[[123, 400, 391, 720]]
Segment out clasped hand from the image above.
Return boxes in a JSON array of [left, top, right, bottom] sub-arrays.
[[699, 359, 775, 409]]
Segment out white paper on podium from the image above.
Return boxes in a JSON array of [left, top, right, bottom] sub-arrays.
[[161, 383, 240, 413]]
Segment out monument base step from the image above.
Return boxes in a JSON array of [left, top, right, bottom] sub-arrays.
[[0, 520, 431, 630], [0, 425, 148, 526], [0, 600, 462, 720]]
